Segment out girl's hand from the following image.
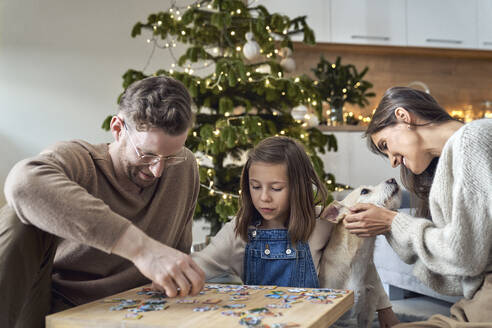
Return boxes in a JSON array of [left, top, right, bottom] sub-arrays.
[[377, 307, 400, 327], [343, 203, 398, 237]]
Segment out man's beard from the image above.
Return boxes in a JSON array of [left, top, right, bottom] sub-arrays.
[[127, 165, 158, 189]]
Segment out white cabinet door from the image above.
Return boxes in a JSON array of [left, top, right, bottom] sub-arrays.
[[331, 0, 406, 46], [255, 0, 331, 43], [478, 0, 492, 49], [407, 0, 478, 49]]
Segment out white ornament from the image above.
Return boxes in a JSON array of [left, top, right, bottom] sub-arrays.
[[255, 64, 271, 74], [306, 114, 320, 127], [279, 47, 296, 72], [243, 32, 261, 60], [291, 104, 308, 121]]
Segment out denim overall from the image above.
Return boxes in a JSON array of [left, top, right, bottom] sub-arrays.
[[243, 226, 319, 288]]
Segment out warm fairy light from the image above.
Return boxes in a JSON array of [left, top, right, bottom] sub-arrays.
[[230, 31, 236, 36], [236, 9, 241, 14], [280, 130, 286, 135], [294, 77, 300, 83], [224, 112, 230, 117], [312, 101, 317, 106], [213, 129, 220, 136], [331, 64, 336, 69], [236, 46, 241, 51], [281, 92, 285, 96], [193, 131, 197, 137], [257, 122, 262, 126]]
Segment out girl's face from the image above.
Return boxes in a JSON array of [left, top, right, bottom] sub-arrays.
[[248, 161, 290, 229], [371, 123, 433, 175]]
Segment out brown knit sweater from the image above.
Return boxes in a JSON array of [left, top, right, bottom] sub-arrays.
[[4, 140, 199, 305]]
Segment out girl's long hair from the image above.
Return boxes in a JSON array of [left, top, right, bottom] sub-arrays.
[[364, 87, 461, 218], [235, 136, 328, 243]]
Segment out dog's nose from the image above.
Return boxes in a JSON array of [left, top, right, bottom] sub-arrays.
[[386, 178, 397, 185]]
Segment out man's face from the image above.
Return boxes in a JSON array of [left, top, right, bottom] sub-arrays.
[[117, 124, 188, 189]]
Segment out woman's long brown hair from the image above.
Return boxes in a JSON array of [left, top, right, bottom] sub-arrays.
[[364, 87, 461, 218]]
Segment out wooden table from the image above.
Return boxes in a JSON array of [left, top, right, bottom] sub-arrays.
[[46, 284, 354, 328]]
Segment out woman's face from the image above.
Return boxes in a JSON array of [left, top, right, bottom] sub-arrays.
[[371, 123, 434, 175]]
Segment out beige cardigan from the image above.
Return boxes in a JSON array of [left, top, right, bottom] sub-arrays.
[[4, 140, 199, 305], [192, 219, 392, 310]]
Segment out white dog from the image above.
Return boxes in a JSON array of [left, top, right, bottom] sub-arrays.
[[319, 178, 402, 328]]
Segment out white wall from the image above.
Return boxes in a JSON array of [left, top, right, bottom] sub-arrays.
[[320, 131, 402, 189], [0, 0, 191, 205]]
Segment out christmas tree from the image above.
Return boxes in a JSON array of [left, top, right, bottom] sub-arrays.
[[103, 0, 344, 235]]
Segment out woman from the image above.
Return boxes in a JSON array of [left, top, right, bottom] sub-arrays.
[[344, 86, 492, 327]]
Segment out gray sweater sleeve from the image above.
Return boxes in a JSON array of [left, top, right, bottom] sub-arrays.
[[386, 119, 492, 298], [191, 220, 245, 281]]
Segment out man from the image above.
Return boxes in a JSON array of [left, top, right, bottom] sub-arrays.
[[0, 76, 205, 327]]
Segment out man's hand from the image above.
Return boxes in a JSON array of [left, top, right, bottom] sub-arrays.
[[344, 203, 397, 237], [377, 307, 400, 327], [112, 225, 205, 298]]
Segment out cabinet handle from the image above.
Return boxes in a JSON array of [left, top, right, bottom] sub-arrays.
[[484, 41, 492, 46], [351, 35, 390, 41], [425, 38, 462, 44]]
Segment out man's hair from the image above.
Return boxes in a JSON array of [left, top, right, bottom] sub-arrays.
[[118, 76, 193, 135], [235, 136, 328, 244]]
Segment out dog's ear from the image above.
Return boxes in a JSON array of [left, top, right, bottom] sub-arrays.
[[320, 200, 350, 224]]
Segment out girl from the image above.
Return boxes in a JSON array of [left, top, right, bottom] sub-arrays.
[[344, 87, 492, 326], [192, 136, 397, 326]]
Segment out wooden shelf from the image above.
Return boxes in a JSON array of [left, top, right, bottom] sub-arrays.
[[316, 125, 366, 132], [294, 42, 492, 60]]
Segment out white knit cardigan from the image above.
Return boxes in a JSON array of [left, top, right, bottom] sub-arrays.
[[387, 119, 492, 299]]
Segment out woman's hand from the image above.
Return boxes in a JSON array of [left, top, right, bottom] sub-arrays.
[[377, 307, 400, 327], [344, 203, 398, 237]]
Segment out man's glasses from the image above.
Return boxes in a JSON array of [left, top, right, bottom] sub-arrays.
[[122, 121, 187, 167]]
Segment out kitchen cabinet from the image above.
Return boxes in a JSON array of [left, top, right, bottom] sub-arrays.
[[255, 0, 331, 43], [407, 0, 478, 49], [330, 0, 406, 46], [478, 0, 492, 50]]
